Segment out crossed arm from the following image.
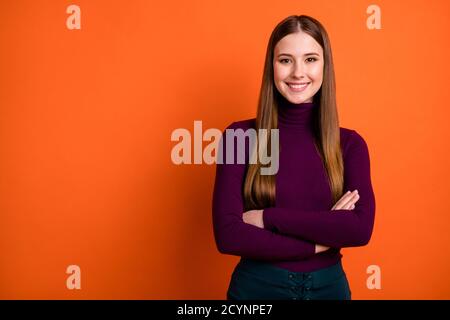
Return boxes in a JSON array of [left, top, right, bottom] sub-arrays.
[[212, 125, 375, 260], [258, 130, 376, 248], [243, 189, 361, 250]]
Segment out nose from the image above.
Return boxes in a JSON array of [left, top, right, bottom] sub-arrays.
[[292, 61, 306, 79]]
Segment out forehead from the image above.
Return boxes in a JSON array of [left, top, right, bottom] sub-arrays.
[[274, 31, 323, 56]]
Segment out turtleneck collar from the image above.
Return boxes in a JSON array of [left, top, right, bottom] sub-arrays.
[[276, 92, 317, 133]]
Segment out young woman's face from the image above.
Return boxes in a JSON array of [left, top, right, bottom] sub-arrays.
[[273, 31, 324, 104]]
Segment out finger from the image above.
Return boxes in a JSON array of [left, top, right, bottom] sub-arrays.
[[331, 191, 352, 210], [338, 192, 359, 210], [341, 193, 360, 210], [334, 191, 358, 210]]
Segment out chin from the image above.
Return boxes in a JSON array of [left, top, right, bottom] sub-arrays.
[[284, 93, 313, 104]]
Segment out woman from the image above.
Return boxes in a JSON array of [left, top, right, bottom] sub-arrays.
[[212, 15, 376, 300]]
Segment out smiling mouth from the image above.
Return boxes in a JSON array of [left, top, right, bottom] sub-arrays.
[[286, 82, 310, 92]]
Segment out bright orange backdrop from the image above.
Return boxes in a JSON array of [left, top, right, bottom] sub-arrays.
[[0, 0, 449, 299]]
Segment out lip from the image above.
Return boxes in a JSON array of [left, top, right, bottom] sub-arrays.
[[286, 82, 310, 93]]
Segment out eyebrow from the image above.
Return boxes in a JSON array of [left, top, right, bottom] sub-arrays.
[[277, 52, 320, 57]]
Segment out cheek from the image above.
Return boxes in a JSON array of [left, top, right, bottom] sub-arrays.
[[273, 65, 290, 82], [311, 63, 324, 80], [273, 65, 281, 82]]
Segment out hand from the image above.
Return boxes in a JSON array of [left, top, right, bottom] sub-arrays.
[[242, 209, 264, 229], [316, 190, 360, 254], [331, 190, 360, 211], [315, 244, 330, 253]]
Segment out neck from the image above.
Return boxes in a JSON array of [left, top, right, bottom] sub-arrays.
[[276, 92, 317, 133]]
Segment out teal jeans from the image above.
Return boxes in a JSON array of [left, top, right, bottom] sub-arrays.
[[227, 259, 352, 300]]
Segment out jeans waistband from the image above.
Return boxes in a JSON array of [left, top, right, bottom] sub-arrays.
[[237, 259, 346, 288]]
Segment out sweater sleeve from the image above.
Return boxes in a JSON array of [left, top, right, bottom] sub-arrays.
[[212, 122, 316, 261], [263, 130, 376, 248]]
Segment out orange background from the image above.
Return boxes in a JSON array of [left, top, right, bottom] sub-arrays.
[[0, 0, 449, 299]]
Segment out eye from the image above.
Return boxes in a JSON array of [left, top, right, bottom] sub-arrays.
[[306, 57, 318, 62], [279, 58, 291, 64]]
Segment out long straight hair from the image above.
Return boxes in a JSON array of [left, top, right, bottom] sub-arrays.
[[243, 15, 344, 210]]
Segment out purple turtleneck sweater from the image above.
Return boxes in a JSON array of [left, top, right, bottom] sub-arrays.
[[212, 97, 376, 272]]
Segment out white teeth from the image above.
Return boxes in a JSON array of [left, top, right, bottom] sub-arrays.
[[288, 83, 309, 89]]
